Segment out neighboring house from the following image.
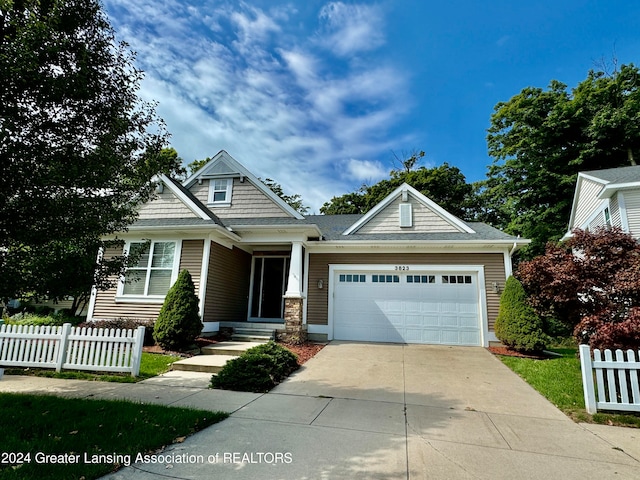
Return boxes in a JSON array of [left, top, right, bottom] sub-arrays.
[[564, 165, 640, 239], [87, 150, 529, 347]]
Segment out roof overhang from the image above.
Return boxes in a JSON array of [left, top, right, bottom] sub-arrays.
[[305, 238, 530, 253], [598, 182, 640, 199]]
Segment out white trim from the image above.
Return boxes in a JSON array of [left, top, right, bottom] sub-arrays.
[[183, 150, 304, 219], [116, 239, 182, 299], [156, 174, 212, 220], [618, 191, 630, 233], [207, 177, 233, 206], [599, 181, 640, 199], [86, 246, 104, 322], [303, 247, 310, 326], [342, 183, 475, 235], [198, 239, 211, 320], [327, 264, 489, 347], [578, 198, 610, 230]]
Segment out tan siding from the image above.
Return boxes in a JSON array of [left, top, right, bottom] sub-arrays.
[[189, 178, 293, 218], [624, 190, 640, 236], [307, 253, 505, 331], [203, 243, 251, 322], [179, 240, 204, 295], [358, 196, 460, 234], [138, 191, 197, 219], [574, 178, 605, 228]]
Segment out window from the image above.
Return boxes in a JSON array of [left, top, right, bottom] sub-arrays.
[[372, 274, 399, 283], [122, 241, 177, 297], [407, 275, 435, 284], [604, 207, 611, 227], [208, 178, 232, 205], [339, 274, 366, 283], [442, 275, 472, 284]]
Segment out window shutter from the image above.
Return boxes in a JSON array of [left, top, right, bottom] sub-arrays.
[[399, 203, 412, 227]]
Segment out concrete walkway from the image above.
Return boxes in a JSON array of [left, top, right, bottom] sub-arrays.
[[2, 342, 640, 479]]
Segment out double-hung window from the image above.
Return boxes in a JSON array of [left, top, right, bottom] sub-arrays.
[[208, 178, 232, 205], [122, 241, 178, 297]]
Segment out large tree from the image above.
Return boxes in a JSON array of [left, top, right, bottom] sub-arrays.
[[479, 64, 640, 258], [321, 161, 475, 220], [0, 0, 180, 305]]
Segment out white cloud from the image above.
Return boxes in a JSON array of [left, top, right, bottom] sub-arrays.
[[345, 158, 388, 182], [317, 2, 385, 57], [103, 0, 413, 211]]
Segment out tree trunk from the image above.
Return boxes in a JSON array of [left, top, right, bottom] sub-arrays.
[[629, 148, 636, 165]]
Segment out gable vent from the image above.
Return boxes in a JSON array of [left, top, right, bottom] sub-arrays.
[[399, 203, 412, 227]]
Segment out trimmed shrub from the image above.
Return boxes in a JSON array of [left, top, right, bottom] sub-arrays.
[[77, 318, 156, 346], [495, 276, 549, 353], [153, 270, 202, 351], [211, 341, 299, 392]]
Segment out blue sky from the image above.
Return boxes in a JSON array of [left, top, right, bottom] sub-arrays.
[[104, 0, 640, 212]]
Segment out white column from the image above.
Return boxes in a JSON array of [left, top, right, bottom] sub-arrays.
[[284, 241, 303, 297]]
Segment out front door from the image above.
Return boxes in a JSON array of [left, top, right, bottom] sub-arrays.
[[250, 257, 290, 319]]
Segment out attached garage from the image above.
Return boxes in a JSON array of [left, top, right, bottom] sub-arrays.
[[329, 265, 486, 346]]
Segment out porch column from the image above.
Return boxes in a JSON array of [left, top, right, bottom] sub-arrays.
[[284, 241, 303, 297], [283, 241, 306, 343]]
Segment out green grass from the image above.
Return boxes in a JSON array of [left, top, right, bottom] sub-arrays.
[[3, 352, 179, 383], [498, 348, 640, 428], [0, 393, 228, 480]]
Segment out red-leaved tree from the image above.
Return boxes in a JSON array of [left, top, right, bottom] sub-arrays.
[[517, 228, 640, 349]]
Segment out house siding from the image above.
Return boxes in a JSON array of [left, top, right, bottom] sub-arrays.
[[610, 195, 622, 228], [92, 239, 204, 321], [138, 190, 197, 219], [307, 252, 506, 331], [203, 243, 251, 322], [574, 178, 605, 228], [357, 196, 461, 234], [190, 178, 292, 218], [588, 211, 606, 230], [623, 189, 640, 236]]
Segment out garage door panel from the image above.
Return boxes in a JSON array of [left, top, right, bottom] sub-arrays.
[[333, 269, 482, 346]]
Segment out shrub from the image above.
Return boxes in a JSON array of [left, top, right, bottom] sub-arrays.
[[575, 309, 640, 350], [77, 318, 155, 346], [211, 341, 299, 392], [153, 270, 202, 351], [6, 311, 82, 327], [495, 276, 549, 353]]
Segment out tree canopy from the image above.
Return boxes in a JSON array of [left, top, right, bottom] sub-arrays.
[[478, 64, 640, 258], [0, 0, 180, 305], [320, 161, 475, 220]]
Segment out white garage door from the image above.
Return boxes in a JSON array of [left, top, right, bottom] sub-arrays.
[[332, 270, 481, 346]]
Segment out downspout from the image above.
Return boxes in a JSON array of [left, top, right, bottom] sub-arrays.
[[509, 237, 520, 257]]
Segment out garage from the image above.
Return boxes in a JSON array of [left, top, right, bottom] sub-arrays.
[[331, 266, 483, 346]]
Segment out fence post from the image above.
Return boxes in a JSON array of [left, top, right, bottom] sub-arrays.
[[130, 326, 145, 377], [579, 344, 597, 414], [55, 323, 72, 373]]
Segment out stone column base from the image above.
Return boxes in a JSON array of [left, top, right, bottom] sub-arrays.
[[281, 297, 307, 344]]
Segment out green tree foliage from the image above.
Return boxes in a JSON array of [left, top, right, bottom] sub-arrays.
[[518, 228, 640, 348], [320, 161, 475, 219], [494, 276, 548, 353], [479, 64, 640, 258], [153, 270, 202, 351], [261, 178, 309, 215], [0, 0, 181, 303]]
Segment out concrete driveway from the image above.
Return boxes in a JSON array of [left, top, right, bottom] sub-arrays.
[[103, 342, 640, 479]]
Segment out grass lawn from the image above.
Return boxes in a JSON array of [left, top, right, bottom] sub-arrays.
[[0, 393, 228, 480], [3, 352, 179, 383], [498, 347, 640, 428]]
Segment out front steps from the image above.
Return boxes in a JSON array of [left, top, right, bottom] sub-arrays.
[[231, 327, 275, 342], [171, 338, 269, 374]]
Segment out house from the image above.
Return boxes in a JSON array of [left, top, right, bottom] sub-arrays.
[[564, 165, 640, 239], [87, 150, 529, 347]]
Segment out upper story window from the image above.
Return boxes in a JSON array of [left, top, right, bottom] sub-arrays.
[[120, 241, 178, 297], [604, 207, 612, 227], [208, 178, 232, 206]]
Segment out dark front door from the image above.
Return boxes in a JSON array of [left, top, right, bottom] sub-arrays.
[[250, 257, 290, 319]]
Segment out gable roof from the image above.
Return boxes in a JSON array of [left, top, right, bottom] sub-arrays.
[[342, 183, 475, 235], [155, 174, 223, 223], [183, 150, 304, 219], [581, 165, 640, 185]]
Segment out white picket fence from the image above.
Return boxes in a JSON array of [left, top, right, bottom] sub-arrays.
[[579, 344, 640, 414], [0, 323, 145, 377]]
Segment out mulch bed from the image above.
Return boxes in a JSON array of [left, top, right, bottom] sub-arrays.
[[142, 336, 326, 365], [487, 346, 551, 360]]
